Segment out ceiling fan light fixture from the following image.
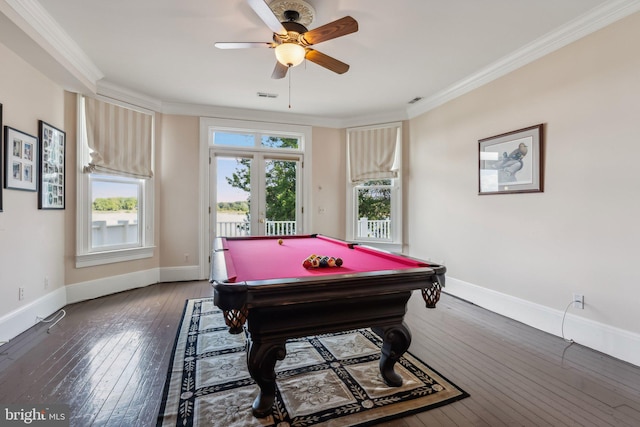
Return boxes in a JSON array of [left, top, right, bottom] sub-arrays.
[[275, 42, 305, 67]]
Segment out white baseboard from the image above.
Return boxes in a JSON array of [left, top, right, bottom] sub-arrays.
[[0, 286, 67, 344], [66, 268, 160, 304], [445, 276, 640, 367], [159, 265, 203, 283]]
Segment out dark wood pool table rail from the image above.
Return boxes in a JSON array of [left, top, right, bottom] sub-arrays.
[[208, 234, 446, 418]]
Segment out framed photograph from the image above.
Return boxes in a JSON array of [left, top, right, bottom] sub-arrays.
[[0, 103, 3, 211], [4, 126, 38, 192], [478, 124, 544, 195], [38, 121, 66, 209]]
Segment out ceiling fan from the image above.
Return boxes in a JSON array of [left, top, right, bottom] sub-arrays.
[[215, 0, 358, 79]]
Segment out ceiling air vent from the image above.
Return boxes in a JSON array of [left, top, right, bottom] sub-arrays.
[[408, 96, 423, 104], [257, 92, 279, 98]]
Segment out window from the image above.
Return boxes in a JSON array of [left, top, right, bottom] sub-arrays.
[[90, 175, 143, 250], [210, 126, 304, 238], [199, 117, 312, 278], [355, 179, 393, 240], [76, 96, 155, 267], [347, 123, 402, 247]]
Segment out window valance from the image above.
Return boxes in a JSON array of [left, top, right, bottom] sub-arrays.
[[83, 97, 153, 178], [348, 125, 400, 183]]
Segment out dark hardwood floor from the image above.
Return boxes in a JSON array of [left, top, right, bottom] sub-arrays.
[[1, 280, 639, 426]]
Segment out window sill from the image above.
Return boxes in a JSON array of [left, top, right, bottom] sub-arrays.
[[354, 240, 402, 253], [76, 246, 155, 268]]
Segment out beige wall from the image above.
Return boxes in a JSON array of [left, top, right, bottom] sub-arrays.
[[407, 12, 640, 334], [311, 126, 346, 239], [158, 114, 200, 266], [0, 42, 65, 317]]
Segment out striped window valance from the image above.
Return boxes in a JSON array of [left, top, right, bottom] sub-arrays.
[[83, 97, 153, 178], [348, 125, 400, 183]]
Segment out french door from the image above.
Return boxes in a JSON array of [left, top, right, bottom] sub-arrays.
[[211, 151, 302, 238]]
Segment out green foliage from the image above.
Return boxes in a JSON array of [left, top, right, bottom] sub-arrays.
[[225, 137, 298, 222], [217, 201, 249, 213], [93, 197, 138, 212], [265, 159, 296, 221], [357, 181, 391, 220]]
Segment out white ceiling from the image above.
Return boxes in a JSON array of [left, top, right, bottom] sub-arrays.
[[5, 0, 639, 125]]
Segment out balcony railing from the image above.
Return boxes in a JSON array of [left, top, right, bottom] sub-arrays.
[[357, 218, 391, 240], [215, 220, 297, 237], [93, 217, 391, 244], [215, 218, 392, 240]]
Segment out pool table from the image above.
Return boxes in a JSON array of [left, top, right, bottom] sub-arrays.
[[210, 234, 445, 418]]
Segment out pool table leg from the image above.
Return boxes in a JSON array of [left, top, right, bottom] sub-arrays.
[[373, 322, 412, 387], [246, 337, 287, 418]]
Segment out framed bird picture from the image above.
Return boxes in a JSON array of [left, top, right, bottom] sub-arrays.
[[478, 124, 544, 195]]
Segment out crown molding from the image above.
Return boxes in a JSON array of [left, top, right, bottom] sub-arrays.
[[162, 101, 347, 128], [96, 80, 164, 113], [3, 0, 103, 85], [407, 0, 640, 119], [5, 0, 639, 128]]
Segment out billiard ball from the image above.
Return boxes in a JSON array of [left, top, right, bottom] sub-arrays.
[[335, 258, 343, 267], [278, 239, 283, 245]]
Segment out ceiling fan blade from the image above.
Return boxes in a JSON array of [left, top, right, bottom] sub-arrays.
[[305, 49, 350, 74], [247, 0, 287, 35], [214, 42, 275, 49], [301, 16, 358, 46], [271, 62, 289, 79]]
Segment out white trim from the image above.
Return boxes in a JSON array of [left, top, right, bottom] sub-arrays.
[[159, 266, 202, 283], [0, 287, 67, 344], [198, 117, 313, 280], [76, 246, 155, 268], [444, 276, 640, 367], [66, 268, 159, 305], [97, 80, 164, 113], [199, 118, 211, 280], [169, 102, 345, 129], [407, 0, 640, 118]]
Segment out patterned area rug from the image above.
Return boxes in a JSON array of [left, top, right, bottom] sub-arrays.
[[157, 298, 468, 427]]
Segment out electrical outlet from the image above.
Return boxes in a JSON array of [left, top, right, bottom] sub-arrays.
[[19, 287, 24, 301], [44, 276, 49, 289], [573, 293, 584, 309]]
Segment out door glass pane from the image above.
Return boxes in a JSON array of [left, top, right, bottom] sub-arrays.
[[216, 157, 251, 236], [213, 131, 255, 147], [265, 159, 297, 235], [261, 135, 299, 149], [356, 180, 391, 240], [90, 176, 141, 249]]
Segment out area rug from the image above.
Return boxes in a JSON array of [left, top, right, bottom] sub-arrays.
[[157, 298, 468, 427]]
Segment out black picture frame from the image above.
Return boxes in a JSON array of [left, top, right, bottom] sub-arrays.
[[0, 103, 3, 212], [478, 124, 544, 195], [4, 126, 38, 192], [38, 120, 66, 209]]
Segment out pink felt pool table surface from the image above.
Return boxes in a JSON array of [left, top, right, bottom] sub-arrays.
[[216, 234, 429, 283]]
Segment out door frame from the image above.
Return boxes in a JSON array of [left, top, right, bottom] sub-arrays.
[[210, 151, 303, 238], [198, 117, 313, 279]]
